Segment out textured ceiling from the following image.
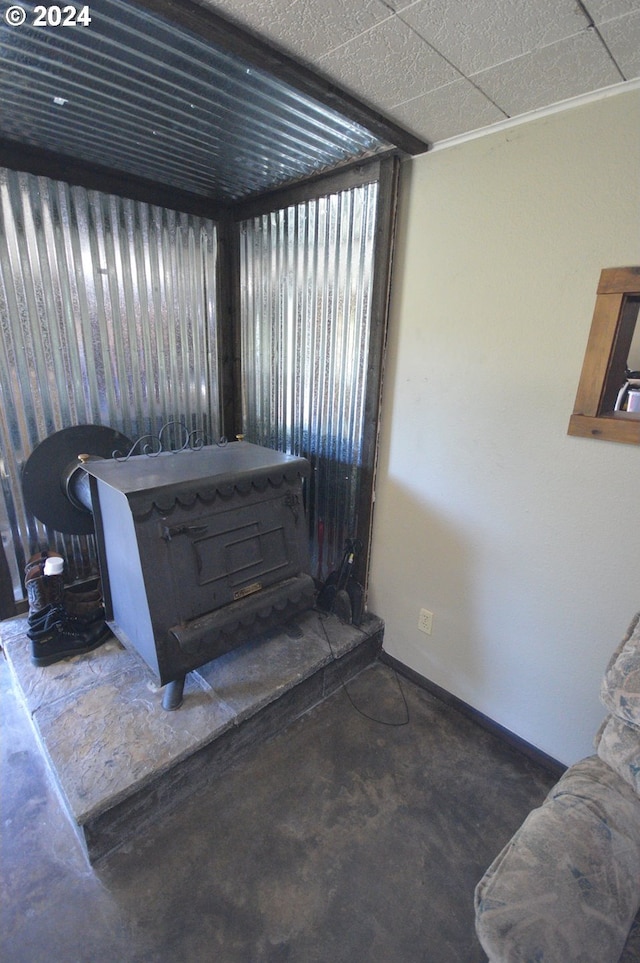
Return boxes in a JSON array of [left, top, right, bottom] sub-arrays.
[[198, 0, 640, 144]]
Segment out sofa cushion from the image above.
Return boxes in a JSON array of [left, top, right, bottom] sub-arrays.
[[597, 713, 640, 796], [475, 755, 640, 963], [601, 612, 640, 729]]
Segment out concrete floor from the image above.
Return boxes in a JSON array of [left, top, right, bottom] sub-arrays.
[[1, 648, 558, 963]]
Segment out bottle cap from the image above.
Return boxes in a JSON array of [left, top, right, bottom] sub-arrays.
[[44, 556, 64, 576]]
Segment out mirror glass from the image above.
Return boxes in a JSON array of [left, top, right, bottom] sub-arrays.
[[621, 303, 640, 413]]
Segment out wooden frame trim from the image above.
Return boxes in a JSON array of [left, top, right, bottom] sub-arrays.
[[358, 154, 401, 593], [215, 212, 241, 442], [231, 154, 392, 222], [0, 138, 229, 221], [568, 266, 640, 445]]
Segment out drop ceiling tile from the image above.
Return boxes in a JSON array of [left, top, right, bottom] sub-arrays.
[[318, 17, 459, 109], [199, 0, 393, 62], [380, 0, 417, 10], [399, 0, 587, 75], [583, 0, 640, 23], [599, 12, 640, 79], [471, 30, 622, 116], [389, 78, 506, 142]]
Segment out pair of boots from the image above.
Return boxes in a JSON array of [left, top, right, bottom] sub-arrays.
[[26, 552, 111, 667]]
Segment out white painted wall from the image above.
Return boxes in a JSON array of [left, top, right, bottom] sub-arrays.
[[369, 87, 640, 767]]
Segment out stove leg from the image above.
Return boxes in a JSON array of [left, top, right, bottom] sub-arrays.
[[162, 675, 186, 711]]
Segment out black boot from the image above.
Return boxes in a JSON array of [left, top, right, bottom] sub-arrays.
[[29, 618, 112, 668], [28, 603, 104, 638], [25, 551, 65, 616]]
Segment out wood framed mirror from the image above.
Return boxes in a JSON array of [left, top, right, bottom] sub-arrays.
[[568, 266, 640, 446]]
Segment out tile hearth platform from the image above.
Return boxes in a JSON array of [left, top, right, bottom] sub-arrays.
[[1, 609, 383, 863]]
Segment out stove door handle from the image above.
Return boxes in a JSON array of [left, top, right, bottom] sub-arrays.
[[162, 524, 208, 541]]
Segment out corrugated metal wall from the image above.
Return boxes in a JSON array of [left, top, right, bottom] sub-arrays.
[[0, 168, 220, 592], [238, 182, 379, 580]]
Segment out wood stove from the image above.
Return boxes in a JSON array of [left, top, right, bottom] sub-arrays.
[[79, 441, 314, 707]]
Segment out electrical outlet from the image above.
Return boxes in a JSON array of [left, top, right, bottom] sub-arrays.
[[418, 608, 433, 635]]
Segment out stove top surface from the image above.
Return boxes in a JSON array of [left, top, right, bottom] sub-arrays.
[[83, 441, 309, 496]]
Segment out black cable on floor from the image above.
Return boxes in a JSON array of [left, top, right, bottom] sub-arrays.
[[316, 609, 410, 727]]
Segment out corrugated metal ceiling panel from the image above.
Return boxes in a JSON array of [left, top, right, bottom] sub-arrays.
[[0, 0, 392, 202]]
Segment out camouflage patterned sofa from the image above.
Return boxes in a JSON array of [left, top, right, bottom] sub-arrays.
[[475, 613, 640, 963]]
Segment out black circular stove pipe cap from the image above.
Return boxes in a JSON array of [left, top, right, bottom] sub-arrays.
[[22, 425, 133, 535]]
